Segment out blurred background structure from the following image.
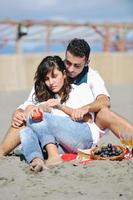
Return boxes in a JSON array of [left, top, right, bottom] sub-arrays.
[[0, 0, 133, 54], [0, 0, 133, 91], [0, 19, 133, 54], [0, 19, 133, 91]]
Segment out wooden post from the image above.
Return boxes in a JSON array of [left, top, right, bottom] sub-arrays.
[[103, 27, 110, 52], [45, 25, 52, 52], [116, 28, 126, 52], [16, 38, 21, 54]]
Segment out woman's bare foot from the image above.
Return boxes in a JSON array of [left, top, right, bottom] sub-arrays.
[[30, 158, 48, 173], [46, 155, 63, 167]]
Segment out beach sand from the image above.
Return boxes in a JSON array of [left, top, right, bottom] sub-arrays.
[[0, 85, 133, 200]]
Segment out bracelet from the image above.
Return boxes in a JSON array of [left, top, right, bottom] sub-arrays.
[[58, 104, 64, 110]]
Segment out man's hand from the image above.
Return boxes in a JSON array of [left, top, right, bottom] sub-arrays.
[[11, 109, 25, 128], [71, 107, 91, 121]]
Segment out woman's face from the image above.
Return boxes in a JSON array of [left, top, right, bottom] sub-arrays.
[[44, 67, 66, 94]]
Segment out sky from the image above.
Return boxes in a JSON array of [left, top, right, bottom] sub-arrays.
[[0, 0, 133, 22], [0, 0, 133, 53]]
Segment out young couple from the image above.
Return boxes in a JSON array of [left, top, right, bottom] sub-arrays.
[[0, 38, 133, 171], [20, 55, 107, 172]]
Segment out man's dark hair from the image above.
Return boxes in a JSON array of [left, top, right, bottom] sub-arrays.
[[66, 38, 91, 59]]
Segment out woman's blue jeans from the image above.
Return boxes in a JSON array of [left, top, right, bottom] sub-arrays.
[[20, 113, 93, 163]]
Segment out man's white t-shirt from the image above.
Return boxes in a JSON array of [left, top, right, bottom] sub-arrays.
[[87, 68, 109, 99], [18, 67, 109, 110]]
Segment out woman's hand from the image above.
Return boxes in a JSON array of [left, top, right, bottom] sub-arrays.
[[24, 105, 43, 119], [38, 102, 52, 113], [46, 99, 61, 109], [31, 108, 43, 122]]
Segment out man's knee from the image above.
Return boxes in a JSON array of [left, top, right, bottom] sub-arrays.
[[95, 107, 111, 129], [96, 107, 110, 120]]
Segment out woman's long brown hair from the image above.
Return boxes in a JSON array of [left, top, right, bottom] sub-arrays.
[[33, 56, 72, 104]]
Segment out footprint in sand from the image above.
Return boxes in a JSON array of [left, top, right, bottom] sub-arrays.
[[0, 176, 15, 187]]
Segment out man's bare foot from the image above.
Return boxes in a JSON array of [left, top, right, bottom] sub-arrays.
[[46, 155, 63, 167], [30, 158, 48, 173]]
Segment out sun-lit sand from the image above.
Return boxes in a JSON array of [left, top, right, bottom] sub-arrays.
[[0, 85, 133, 200]]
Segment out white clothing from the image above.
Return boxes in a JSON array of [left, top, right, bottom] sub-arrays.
[[18, 67, 109, 110], [51, 83, 95, 118], [20, 82, 107, 145], [18, 68, 109, 145], [50, 83, 106, 145], [87, 68, 109, 99], [18, 87, 35, 110]]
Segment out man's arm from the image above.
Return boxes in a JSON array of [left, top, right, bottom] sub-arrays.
[[69, 95, 110, 121], [12, 87, 35, 128], [82, 94, 110, 113], [45, 98, 93, 122], [59, 105, 93, 122]]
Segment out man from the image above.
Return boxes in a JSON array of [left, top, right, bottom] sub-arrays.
[[64, 39, 133, 137], [0, 38, 133, 156]]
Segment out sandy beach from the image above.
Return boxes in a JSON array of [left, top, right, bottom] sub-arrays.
[[0, 85, 133, 200]]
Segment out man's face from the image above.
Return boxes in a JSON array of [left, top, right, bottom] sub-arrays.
[[65, 51, 88, 78]]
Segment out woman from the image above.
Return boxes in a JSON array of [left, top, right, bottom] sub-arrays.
[[20, 56, 105, 172]]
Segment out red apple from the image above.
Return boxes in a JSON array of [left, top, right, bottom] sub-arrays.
[[32, 110, 43, 122]]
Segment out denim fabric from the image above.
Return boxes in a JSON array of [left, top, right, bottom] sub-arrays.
[[20, 127, 44, 163], [20, 113, 93, 163], [29, 113, 93, 151]]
